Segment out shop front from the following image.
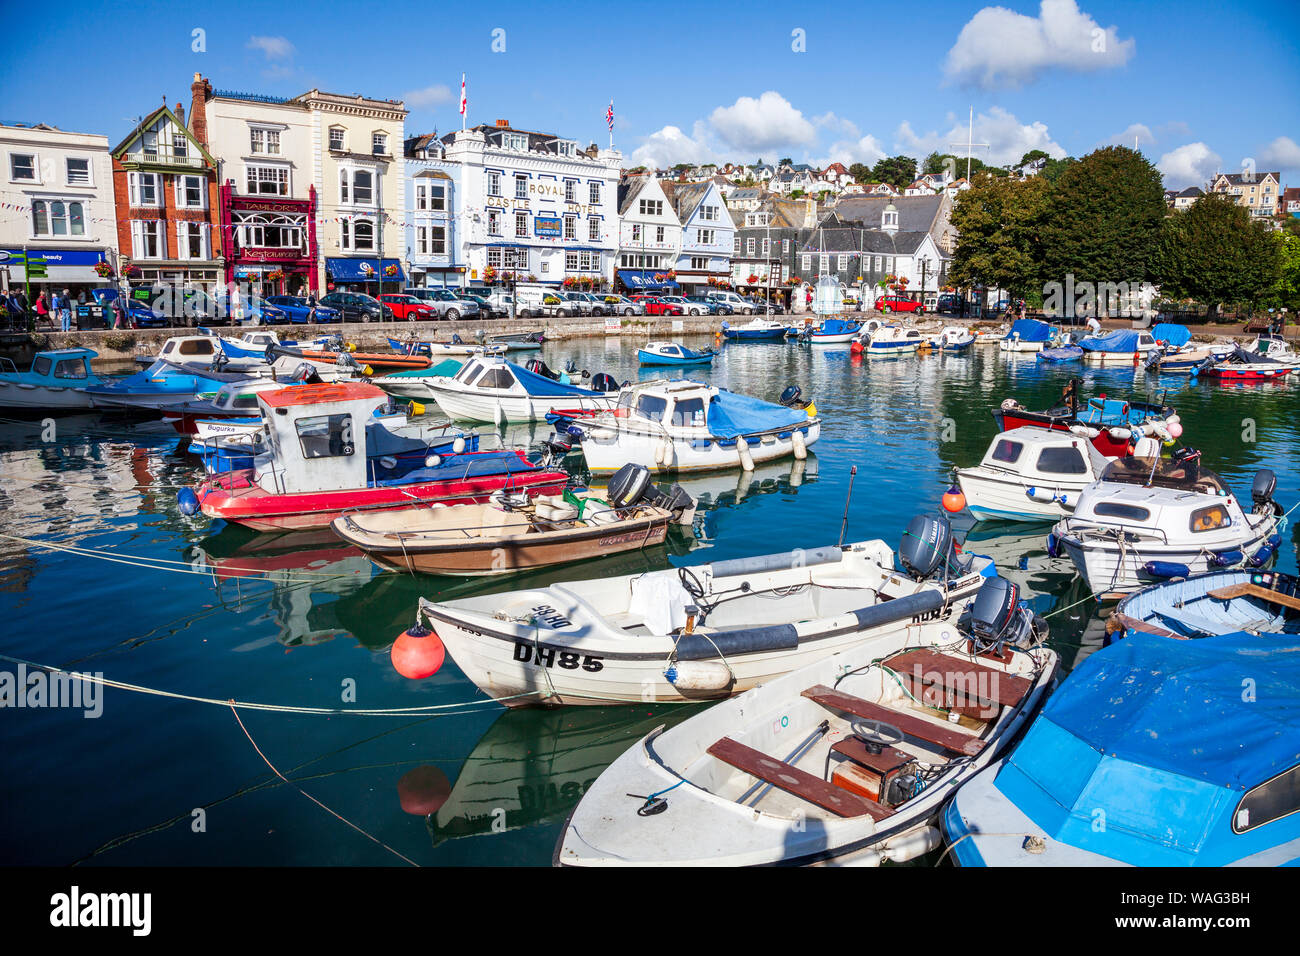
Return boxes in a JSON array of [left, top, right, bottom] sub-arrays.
[[221, 186, 318, 298], [1, 247, 116, 305], [325, 257, 406, 296], [616, 269, 679, 295]]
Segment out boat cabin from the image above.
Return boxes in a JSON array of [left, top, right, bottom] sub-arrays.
[[0, 347, 98, 383], [1249, 335, 1297, 362], [978, 427, 1110, 482], [617, 380, 716, 431], [258, 382, 390, 493], [157, 335, 220, 364], [1098, 455, 1229, 495]]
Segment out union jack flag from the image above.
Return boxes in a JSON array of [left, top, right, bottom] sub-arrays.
[[606, 100, 614, 131]]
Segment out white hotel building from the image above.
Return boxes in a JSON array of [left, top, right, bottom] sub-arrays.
[[442, 121, 622, 286]]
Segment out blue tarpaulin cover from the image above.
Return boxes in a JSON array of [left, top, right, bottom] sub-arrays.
[[705, 389, 811, 438], [1080, 329, 1144, 352], [1151, 323, 1191, 348], [509, 361, 606, 397], [1003, 318, 1053, 343], [812, 318, 859, 336]]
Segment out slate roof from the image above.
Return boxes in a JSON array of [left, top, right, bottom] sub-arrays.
[[1215, 171, 1280, 185], [799, 228, 932, 256], [660, 180, 713, 222], [617, 175, 652, 215], [830, 194, 944, 233]]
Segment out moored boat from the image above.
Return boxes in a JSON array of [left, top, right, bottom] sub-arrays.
[[998, 319, 1054, 353], [1200, 346, 1296, 383], [556, 577, 1056, 865], [804, 317, 861, 344], [1078, 328, 1161, 365], [721, 317, 791, 341], [637, 342, 716, 367], [417, 354, 621, 424], [994, 377, 1181, 458], [1111, 568, 1300, 640], [955, 426, 1112, 523], [0, 348, 103, 413], [388, 334, 507, 359]]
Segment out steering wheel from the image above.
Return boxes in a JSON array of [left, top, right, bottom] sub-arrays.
[[851, 718, 904, 753]]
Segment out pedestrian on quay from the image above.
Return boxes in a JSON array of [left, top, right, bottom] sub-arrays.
[[35, 291, 49, 326], [111, 296, 127, 329]]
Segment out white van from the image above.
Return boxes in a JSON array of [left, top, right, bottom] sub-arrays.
[[516, 285, 579, 319]]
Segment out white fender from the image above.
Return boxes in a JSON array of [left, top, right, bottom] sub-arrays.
[[790, 457, 806, 487], [452, 435, 466, 454], [736, 436, 755, 471], [881, 826, 942, 863], [1108, 426, 1130, 440], [666, 660, 733, 693], [792, 429, 808, 460], [1167, 413, 1180, 425], [1060, 491, 1079, 509], [1027, 487, 1056, 503]]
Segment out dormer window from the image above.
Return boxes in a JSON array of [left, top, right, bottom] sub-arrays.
[[503, 133, 527, 151]]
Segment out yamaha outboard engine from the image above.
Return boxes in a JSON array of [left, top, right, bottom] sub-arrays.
[[538, 433, 573, 466], [968, 576, 1037, 651], [900, 514, 962, 580], [608, 463, 654, 509], [591, 372, 619, 393], [779, 385, 810, 409]]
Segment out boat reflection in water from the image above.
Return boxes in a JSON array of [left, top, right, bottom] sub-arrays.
[[425, 703, 701, 846], [191, 524, 375, 649], [671, 454, 818, 543]]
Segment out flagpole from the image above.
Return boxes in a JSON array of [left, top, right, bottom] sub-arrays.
[[461, 73, 466, 132]]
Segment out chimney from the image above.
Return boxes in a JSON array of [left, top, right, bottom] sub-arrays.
[[189, 73, 212, 146], [803, 198, 816, 229], [175, 102, 184, 126]]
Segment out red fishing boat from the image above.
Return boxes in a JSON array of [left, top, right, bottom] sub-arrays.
[[178, 382, 568, 531]]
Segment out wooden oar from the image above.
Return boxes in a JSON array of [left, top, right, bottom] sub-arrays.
[[1207, 582, 1300, 613]]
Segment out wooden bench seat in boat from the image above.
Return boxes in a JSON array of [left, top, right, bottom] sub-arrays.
[[802, 684, 986, 756], [887, 649, 1032, 710], [1208, 582, 1300, 613], [706, 736, 893, 820]]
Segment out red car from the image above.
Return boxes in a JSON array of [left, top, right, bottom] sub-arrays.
[[379, 294, 437, 321], [631, 295, 684, 316], [875, 295, 925, 314]]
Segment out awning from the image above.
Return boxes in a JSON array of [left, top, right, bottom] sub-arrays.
[[617, 269, 679, 290], [325, 258, 405, 282]]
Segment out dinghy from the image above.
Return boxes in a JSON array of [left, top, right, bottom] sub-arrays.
[[178, 382, 567, 531], [419, 354, 621, 424], [556, 577, 1056, 866], [1111, 568, 1300, 640], [216, 329, 290, 361], [485, 330, 546, 352], [943, 631, 1300, 866], [552, 379, 818, 474], [388, 335, 507, 359], [270, 339, 433, 373], [924, 327, 975, 353], [637, 342, 716, 367], [998, 319, 1054, 353], [333, 463, 695, 576], [0, 348, 103, 413], [412, 514, 1001, 707], [1049, 451, 1285, 597], [955, 427, 1112, 522]]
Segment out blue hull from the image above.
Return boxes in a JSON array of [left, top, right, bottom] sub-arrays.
[[722, 329, 787, 341], [637, 350, 714, 367]]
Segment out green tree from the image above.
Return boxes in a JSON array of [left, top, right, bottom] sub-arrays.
[[1040, 146, 1166, 290], [871, 155, 918, 189], [1272, 231, 1300, 317], [848, 162, 872, 184], [1018, 149, 1050, 168], [1039, 156, 1077, 183], [1160, 193, 1285, 318], [778, 157, 793, 167], [949, 171, 1052, 300]]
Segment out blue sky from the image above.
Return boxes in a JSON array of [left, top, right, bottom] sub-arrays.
[[2, 0, 1297, 188]]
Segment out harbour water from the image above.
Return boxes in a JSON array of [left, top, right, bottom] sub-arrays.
[[1, 337, 1296, 865]]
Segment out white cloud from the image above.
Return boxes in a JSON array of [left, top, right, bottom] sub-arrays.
[[812, 112, 860, 139], [628, 123, 719, 169], [1103, 123, 1155, 148], [403, 85, 454, 109], [707, 92, 817, 152], [944, 0, 1135, 89], [811, 135, 888, 170], [1157, 143, 1221, 189], [247, 35, 294, 60], [895, 108, 1066, 167], [1259, 136, 1300, 171]]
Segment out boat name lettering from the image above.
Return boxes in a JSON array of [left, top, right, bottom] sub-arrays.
[[512, 641, 603, 672], [529, 604, 573, 629]]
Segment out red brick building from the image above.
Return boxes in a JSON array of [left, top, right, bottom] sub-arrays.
[[110, 80, 222, 298]]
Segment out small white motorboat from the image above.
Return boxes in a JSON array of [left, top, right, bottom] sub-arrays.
[[998, 319, 1054, 354], [414, 515, 1001, 707], [923, 327, 975, 353], [0, 348, 102, 412], [955, 426, 1112, 523], [554, 379, 818, 475], [1245, 334, 1300, 367], [1049, 450, 1286, 597], [418, 354, 620, 424], [854, 324, 923, 357], [556, 576, 1057, 866]]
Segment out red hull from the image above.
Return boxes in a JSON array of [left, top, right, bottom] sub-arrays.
[[1203, 367, 1292, 382], [197, 468, 568, 531]]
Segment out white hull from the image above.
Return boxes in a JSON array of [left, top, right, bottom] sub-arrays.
[[428, 384, 614, 423], [418, 543, 992, 707], [579, 420, 820, 475], [1082, 350, 1153, 365], [999, 340, 1044, 353], [557, 623, 1057, 865], [0, 382, 95, 411], [957, 468, 1084, 523]]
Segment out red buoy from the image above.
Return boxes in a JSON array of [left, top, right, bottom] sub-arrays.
[[391, 624, 445, 679], [397, 765, 452, 815], [941, 483, 966, 514], [850, 340, 863, 354]]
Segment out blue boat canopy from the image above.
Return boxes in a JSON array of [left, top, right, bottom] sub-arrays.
[[325, 258, 405, 282], [1003, 318, 1053, 342], [509, 361, 606, 397], [1150, 323, 1191, 348], [618, 269, 679, 290], [706, 389, 811, 438], [814, 318, 859, 336], [1079, 329, 1147, 352], [1019, 632, 1300, 790]]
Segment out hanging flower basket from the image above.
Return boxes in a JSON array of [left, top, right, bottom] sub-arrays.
[[123, 264, 141, 278], [707, 276, 719, 286], [483, 266, 498, 284], [526, 274, 537, 282], [747, 274, 759, 285], [787, 277, 800, 285], [562, 276, 577, 288], [666, 270, 677, 280], [267, 269, 286, 282], [384, 264, 399, 277], [93, 261, 114, 279]]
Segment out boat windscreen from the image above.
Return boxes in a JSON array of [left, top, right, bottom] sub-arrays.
[[1100, 456, 1227, 494]]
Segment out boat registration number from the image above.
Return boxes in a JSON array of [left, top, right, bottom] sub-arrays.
[[513, 641, 604, 672]]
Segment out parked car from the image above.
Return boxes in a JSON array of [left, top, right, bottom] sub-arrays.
[[380, 293, 439, 322], [602, 294, 644, 316], [875, 295, 925, 315], [631, 295, 684, 317], [458, 293, 496, 318], [936, 293, 962, 315], [556, 291, 594, 316], [658, 295, 700, 315], [574, 291, 610, 316], [684, 295, 730, 315], [486, 291, 516, 316], [404, 287, 480, 321], [126, 299, 169, 329], [317, 291, 392, 323], [705, 290, 756, 315], [265, 295, 341, 324]]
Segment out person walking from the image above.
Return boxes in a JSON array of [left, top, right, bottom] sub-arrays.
[[35, 291, 49, 327], [111, 296, 127, 330]]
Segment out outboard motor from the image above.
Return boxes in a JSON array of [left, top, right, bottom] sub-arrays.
[[451, 333, 463, 345], [591, 372, 619, 393], [538, 433, 574, 466], [969, 576, 1031, 651], [1252, 468, 1278, 514], [608, 463, 654, 509], [900, 514, 960, 580], [779, 385, 809, 409], [527, 359, 559, 381]]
